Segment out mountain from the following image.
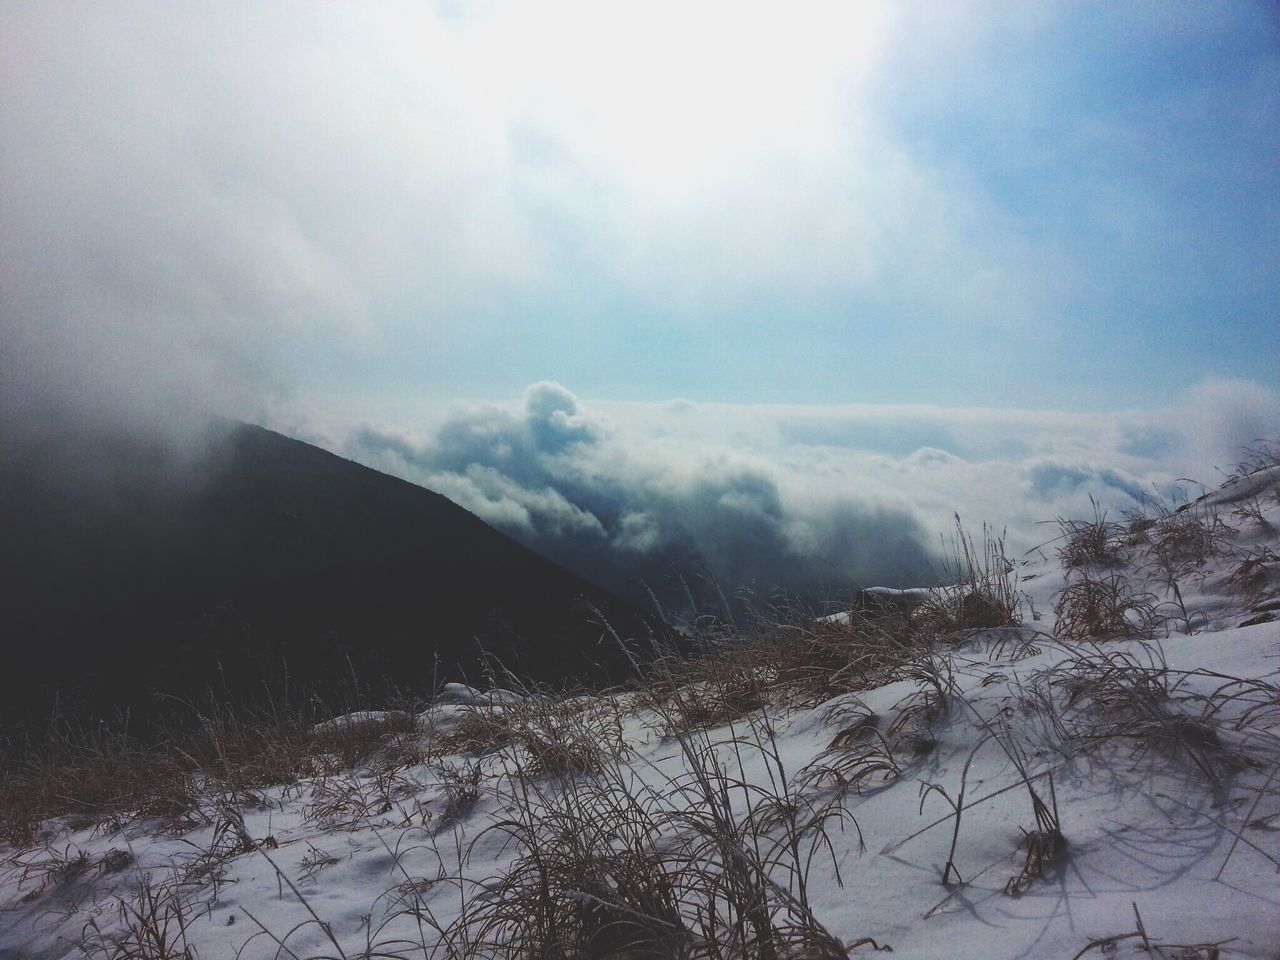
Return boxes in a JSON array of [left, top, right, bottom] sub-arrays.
[[0, 419, 661, 732]]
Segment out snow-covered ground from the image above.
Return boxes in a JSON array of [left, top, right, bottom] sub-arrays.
[[3, 467, 1279, 960]]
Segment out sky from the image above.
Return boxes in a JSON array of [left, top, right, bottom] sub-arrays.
[[3, 1, 1279, 608]]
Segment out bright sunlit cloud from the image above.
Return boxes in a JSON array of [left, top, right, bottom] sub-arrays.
[[465, 1, 889, 201]]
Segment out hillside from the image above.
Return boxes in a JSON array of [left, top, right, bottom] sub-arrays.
[[0, 420, 659, 731], [1, 452, 1278, 959]]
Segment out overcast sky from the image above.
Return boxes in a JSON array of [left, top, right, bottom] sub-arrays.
[[4, 1, 1278, 601]]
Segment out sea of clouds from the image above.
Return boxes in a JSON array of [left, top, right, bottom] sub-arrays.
[[317, 379, 1279, 615]]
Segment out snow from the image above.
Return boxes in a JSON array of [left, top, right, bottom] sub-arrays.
[[3, 470, 1279, 959], [820, 588, 932, 625], [432, 683, 526, 708]]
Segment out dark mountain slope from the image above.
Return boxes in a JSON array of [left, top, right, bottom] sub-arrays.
[[0, 420, 659, 731]]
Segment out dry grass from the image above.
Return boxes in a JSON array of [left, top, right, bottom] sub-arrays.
[[304, 766, 427, 829], [437, 713, 858, 960], [1070, 902, 1238, 959], [438, 690, 626, 781], [1143, 500, 1237, 578], [0, 699, 425, 849], [259, 706, 866, 960], [796, 653, 960, 802], [1041, 641, 1276, 792], [915, 517, 1022, 632], [4, 632, 1271, 960], [796, 701, 901, 798], [640, 590, 937, 735], [434, 760, 484, 829], [1054, 497, 1126, 570], [434, 708, 517, 757], [765, 614, 928, 705], [464, 649, 866, 958], [657, 668, 772, 734], [1052, 573, 1163, 642], [1228, 437, 1280, 479], [1230, 494, 1275, 531], [450, 770, 689, 960], [79, 873, 199, 960], [0, 737, 200, 848], [1001, 765, 1065, 897], [1225, 545, 1279, 602]]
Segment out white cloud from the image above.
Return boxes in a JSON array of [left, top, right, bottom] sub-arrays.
[[308, 378, 1276, 617]]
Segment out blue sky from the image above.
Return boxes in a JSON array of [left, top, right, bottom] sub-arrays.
[[3, 2, 1278, 596]]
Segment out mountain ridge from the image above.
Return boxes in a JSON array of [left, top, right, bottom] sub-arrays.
[[0, 419, 661, 732]]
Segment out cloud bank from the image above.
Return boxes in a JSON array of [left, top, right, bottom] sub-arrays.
[[340, 382, 935, 615], [322, 379, 1279, 617]]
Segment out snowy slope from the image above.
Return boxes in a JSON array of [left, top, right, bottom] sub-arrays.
[[3, 467, 1279, 960]]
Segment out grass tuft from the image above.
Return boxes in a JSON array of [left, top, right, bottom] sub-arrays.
[[1052, 573, 1162, 642], [1054, 496, 1126, 570], [916, 517, 1022, 632]]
